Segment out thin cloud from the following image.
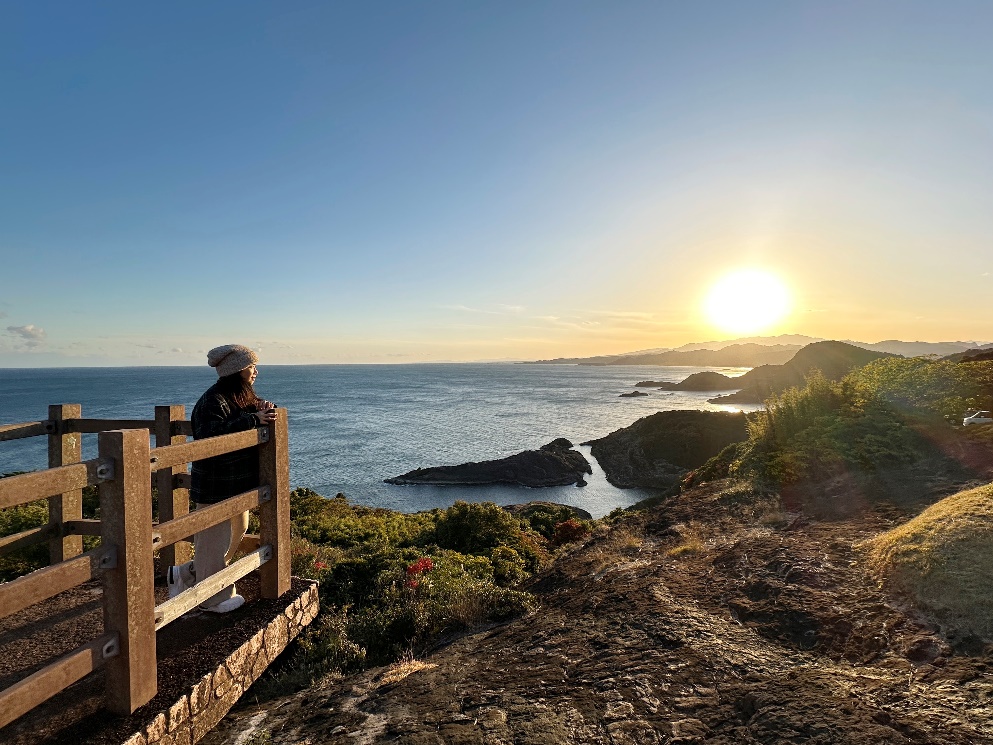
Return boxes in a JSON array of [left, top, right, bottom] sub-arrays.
[[7, 324, 46, 341], [439, 304, 523, 316]]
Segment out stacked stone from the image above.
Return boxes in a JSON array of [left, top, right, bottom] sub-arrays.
[[123, 582, 320, 745]]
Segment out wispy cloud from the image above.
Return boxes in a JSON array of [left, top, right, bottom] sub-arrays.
[[439, 304, 526, 316], [7, 324, 46, 341], [6, 324, 48, 348]]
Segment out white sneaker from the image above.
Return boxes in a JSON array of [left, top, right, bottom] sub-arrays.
[[167, 565, 190, 599], [202, 594, 245, 614]]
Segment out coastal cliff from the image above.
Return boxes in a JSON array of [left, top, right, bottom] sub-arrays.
[[585, 410, 749, 489]]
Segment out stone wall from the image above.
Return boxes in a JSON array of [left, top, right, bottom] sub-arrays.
[[123, 582, 319, 745]]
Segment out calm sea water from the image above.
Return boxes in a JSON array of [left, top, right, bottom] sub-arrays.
[[0, 364, 757, 518]]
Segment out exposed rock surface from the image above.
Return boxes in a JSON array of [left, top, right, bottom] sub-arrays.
[[636, 371, 739, 390], [385, 439, 591, 487], [204, 480, 993, 745], [709, 340, 896, 404], [619, 390, 649, 397], [585, 410, 749, 489]]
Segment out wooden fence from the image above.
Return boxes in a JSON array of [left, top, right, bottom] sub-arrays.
[[0, 404, 291, 729]]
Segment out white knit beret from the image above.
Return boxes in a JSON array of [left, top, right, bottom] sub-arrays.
[[206, 344, 259, 378]]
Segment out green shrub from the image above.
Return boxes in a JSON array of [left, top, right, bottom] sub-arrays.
[[550, 518, 591, 547], [727, 358, 986, 488], [261, 494, 544, 698]]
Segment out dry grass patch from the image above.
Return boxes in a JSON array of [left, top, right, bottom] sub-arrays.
[[858, 482, 993, 640], [378, 654, 438, 686], [665, 522, 709, 558]]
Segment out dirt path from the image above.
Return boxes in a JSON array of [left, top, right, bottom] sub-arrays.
[[204, 483, 993, 744]]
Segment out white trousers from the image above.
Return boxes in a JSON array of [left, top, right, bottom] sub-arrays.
[[176, 504, 249, 608]]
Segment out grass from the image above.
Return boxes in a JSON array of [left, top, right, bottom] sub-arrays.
[[858, 482, 993, 640]]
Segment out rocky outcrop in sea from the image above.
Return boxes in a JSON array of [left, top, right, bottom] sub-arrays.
[[635, 371, 738, 390], [385, 438, 592, 487]]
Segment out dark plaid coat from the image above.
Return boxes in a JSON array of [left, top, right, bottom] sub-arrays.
[[190, 383, 261, 504]]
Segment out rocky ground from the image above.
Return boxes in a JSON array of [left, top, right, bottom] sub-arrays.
[[202, 478, 993, 745]]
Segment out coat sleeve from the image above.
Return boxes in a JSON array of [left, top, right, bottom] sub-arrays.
[[194, 393, 260, 438]]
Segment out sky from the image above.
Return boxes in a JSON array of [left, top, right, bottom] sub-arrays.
[[1, 1, 991, 366]]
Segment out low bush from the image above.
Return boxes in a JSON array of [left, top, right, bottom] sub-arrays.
[[700, 358, 991, 489], [254, 494, 546, 698]]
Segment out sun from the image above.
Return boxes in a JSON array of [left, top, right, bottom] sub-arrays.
[[704, 269, 792, 335]]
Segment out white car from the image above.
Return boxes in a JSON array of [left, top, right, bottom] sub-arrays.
[[963, 411, 993, 426]]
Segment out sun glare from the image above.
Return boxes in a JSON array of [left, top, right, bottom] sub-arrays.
[[704, 269, 791, 335]]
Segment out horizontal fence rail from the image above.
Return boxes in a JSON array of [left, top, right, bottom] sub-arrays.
[[0, 458, 106, 511], [0, 545, 115, 620], [0, 633, 119, 730], [0, 524, 60, 555], [0, 421, 55, 443], [154, 545, 272, 630], [150, 427, 266, 471], [153, 486, 268, 549]]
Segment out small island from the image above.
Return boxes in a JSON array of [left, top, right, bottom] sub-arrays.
[[385, 438, 592, 487]]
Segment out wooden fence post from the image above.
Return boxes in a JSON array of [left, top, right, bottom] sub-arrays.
[[48, 404, 83, 564], [155, 405, 190, 571], [98, 429, 157, 713], [258, 409, 291, 599]]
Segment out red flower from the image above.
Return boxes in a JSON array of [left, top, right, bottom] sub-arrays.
[[313, 561, 328, 570], [405, 579, 420, 589], [406, 557, 434, 576]]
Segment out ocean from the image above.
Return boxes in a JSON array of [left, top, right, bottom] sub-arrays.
[[0, 364, 757, 518]]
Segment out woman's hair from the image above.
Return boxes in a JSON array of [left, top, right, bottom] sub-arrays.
[[215, 371, 260, 410]]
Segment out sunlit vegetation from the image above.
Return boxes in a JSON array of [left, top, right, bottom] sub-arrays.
[[251, 491, 592, 698], [694, 358, 993, 487], [858, 482, 993, 641]]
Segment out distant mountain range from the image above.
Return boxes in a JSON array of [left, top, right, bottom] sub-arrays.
[[525, 335, 993, 367]]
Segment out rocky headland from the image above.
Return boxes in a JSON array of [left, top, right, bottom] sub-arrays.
[[385, 438, 592, 487], [584, 410, 749, 489], [636, 370, 739, 391], [708, 340, 895, 404]]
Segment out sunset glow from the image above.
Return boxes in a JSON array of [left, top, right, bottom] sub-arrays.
[[704, 270, 791, 335]]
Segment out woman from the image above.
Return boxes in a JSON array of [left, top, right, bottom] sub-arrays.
[[167, 344, 277, 613]]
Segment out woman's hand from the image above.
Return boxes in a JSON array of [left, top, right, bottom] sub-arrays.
[[256, 408, 277, 425]]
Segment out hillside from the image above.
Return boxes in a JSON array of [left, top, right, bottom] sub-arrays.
[[524, 337, 990, 368], [708, 340, 895, 404], [203, 479, 993, 745]]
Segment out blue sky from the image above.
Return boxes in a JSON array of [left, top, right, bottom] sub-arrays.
[[2, 1, 991, 365]]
